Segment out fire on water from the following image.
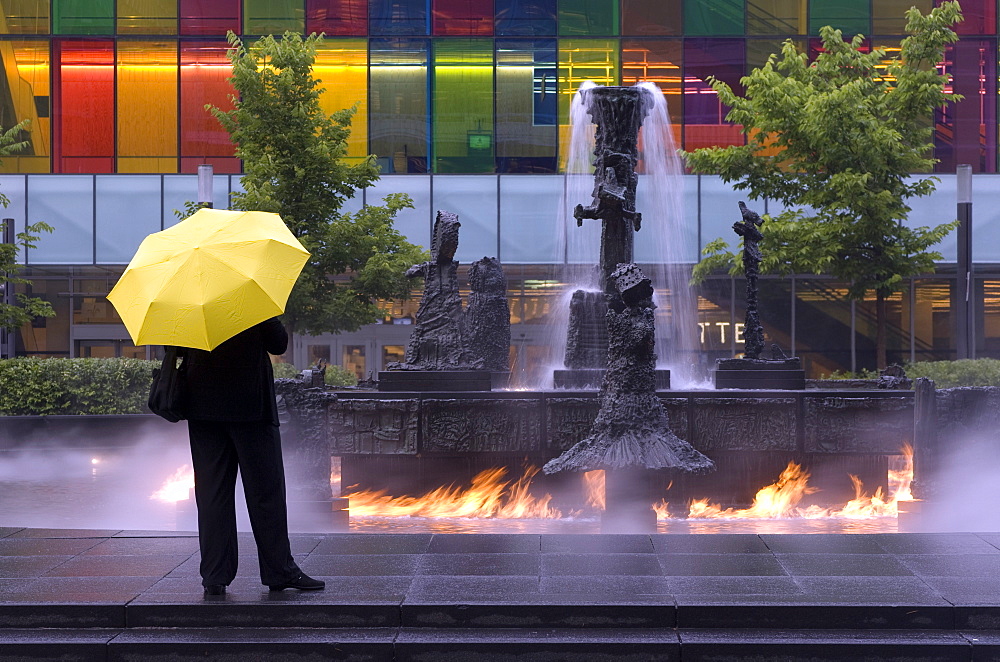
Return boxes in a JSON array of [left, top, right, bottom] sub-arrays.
[[151, 446, 915, 524]]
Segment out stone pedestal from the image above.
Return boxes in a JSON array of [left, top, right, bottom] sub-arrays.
[[714, 357, 805, 390], [378, 370, 493, 392], [553, 368, 670, 390]]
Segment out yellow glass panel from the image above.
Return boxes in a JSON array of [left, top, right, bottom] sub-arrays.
[[0, 40, 49, 171], [315, 39, 367, 160], [117, 157, 177, 173], [116, 42, 178, 167], [558, 39, 619, 170], [0, 0, 50, 34], [117, 0, 177, 34]]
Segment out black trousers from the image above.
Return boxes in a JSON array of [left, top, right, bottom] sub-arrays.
[[187, 420, 300, 586]]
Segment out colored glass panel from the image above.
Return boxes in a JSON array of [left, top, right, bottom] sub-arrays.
[[495, 0, 555, 36], [0, 40, 50, 173], [53, 39, 113, 172], [951, 0, 995, 35], [559, 0, 618, 36], [747, 38, 803, 70], [872, 0, 930, 34], [496, 39, 557, 173], [117, 41, 178, 173], [809, 0, 869, 36], [622, 40, 681, 127], [179, 41, 237, 173], [748, 0, 805, 35], [0, 0, 50, 34], [306, 0, 367, 35], [558, 39, 618, 169], [434, 0, 493, 35], [53, 0, 113, 34], [180, 0, 240, 36], [432, 38, 494, 173], [621, 0, 680, 36], [315, 39, 368, 162], [684, 0, 743, 36], [683, 38, 745, 151], [935, 40, 996, 173], [244, 0, 304, 35], [117, 0, 177, 34], [370, 38, 428, 173], [370, 0, 428, 35]]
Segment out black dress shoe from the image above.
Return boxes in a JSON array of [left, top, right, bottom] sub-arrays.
[[203, 584, 226, 596], [268, 573, 325, 591]]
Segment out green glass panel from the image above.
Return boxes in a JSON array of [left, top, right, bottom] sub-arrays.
[[684, 0, 743, 36], [0, 0, 51, 34], [244, 0, 305, 35], [432, 39, 494, 173], [53, 0, 113, 35], [746, 38, 804, 71], [558, 38, 618, 169], [495, 40, 558, 172], [559, 0, 619, 36], [118, 0, 178, 34], [872, 0, 930, 34], [809, 0, 869, 36], [748, 0, 805, 35]]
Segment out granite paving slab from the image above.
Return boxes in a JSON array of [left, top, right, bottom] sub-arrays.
[[541, 534, 655, 554], [657, 553, 787, 576], [879, 532, 1000, 555], [8, 528, 121, 539], [899, 553, 1000, 577], [0, 527, 24, 538], [41, 553, 190, 578], [759, 534, 888, 554], [0, 538, 102, 556], [675, 602, 955, 629], [776, 552, 915, 576], [539, 575, 671, 596], [407, 575, 540, 599], [651, 534, 771, 554], [427, 534, 540, 554], [541, 553, 663, 576], [417, 552, 540, 576], [313, 534, 432, 555], [299, 553, 421, 577]]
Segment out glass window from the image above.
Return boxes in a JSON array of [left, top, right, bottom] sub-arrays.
[[180, 0, 240, 36], [978, 280, 1000, 359], [872, 0, 930, 34], [684, 0, 743, 36], [747, 0, 804, 35], [903, 174, 957, 263], [0, 41, 50, 173], [683, 39, 745, 151], [558, 39, 619, 168], [117, 41, 178, 173], [315, 39, 368, 163], [808, 0, 868, 36], [795, 278, 853, 375], [15, 276, 71, 355], [0, 0, 51, 34], [179, 41, 238, 174], [912, 279, 956, 363], [307, 344, 332, 365], [747, 38, 803, 71], [496, 40, 557, 173], [382, 344, 404, 368], [244, 0, 304, 35], [431, 175, 498, 261], [499, 174, 562, 262], [697, 175, 749, 256], [559, 0, 618, 36], [622, 39, 681, 126], [307, 0, 367, 35], [163, 174, 229, 225], [53, 39, 114, 173], [854, 288, 908, 369], [53, 0, 113, 34], [117, 0, 177, 34], [634, 173, 698, 263], [370, 38, 429, 173], [434, 0, 493, 35], [342, 344, 366, 379], [934, 41, 996, 175], [365, 174, 431, 247], [26, 174, 93, 264], [0, 176, 27, 259], [433, 39, 494, 173], [495, 0, 555, 36], [370, 0, 428, 35], [95, 175, 162, 262], [952, 0, 995, 35], [622, 0, 680, 36]]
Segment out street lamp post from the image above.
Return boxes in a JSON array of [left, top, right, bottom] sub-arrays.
[[1, 218, 15, 360], [956, 164, 973, 359], [197, 164, 214, 209]]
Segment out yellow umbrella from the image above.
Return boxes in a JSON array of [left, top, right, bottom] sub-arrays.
[[108, 208, 309, 351]]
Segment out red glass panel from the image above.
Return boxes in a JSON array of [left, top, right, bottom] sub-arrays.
[[433, 0, 493, 35], [53, 39, 114, 173], [306, 0, 367, 35], [180, 156, 240, 174], [180, 41, 236, 166], [179, 0, 240, 35], [946, 0, 995, 35]]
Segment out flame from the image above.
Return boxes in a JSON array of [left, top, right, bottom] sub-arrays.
[[344, 466, 565, 519], [583, 470, 605, 510], [151, 464, 195, 503]]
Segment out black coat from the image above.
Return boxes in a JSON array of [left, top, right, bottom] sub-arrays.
[[181, 318, 288, 425]]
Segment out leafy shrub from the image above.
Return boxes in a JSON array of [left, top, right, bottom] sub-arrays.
[[822, 368, 880, 380], [903, 358, 1000, 388], [271, 361, 301, 379], [0, 357, 156, 415], [325, 365, 358, 387]]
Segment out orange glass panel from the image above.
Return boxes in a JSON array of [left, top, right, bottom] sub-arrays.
[[117, 41, 177, 172], [315, 40, 368, 161], [180, 41, 236, 172]]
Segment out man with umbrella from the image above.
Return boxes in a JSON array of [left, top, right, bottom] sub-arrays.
[[109, 208, 325, 596]]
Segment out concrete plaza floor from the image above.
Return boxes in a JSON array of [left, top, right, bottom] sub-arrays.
[[2, 527, 1000, 660]]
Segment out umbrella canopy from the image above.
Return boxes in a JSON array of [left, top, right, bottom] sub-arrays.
[[108, 208, 309, 351]]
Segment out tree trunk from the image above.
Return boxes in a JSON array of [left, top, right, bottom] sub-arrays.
[[875, 290, 887, 370], [282, 320, 297, 367]]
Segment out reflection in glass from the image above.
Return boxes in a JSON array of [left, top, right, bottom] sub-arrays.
[[370, 38, 428, 173], [432, 39, 494, 173], [496, 40, 557, 173]]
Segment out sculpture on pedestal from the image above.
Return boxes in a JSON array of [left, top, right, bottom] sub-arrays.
[[734, 201, 765, 360]]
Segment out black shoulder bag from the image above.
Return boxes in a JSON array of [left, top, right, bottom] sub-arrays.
[[148, 346, 188, 422]]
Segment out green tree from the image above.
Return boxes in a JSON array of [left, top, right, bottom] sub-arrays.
[[208, 31, 427, 362], [0, 120, 54, 346], [685, 3, 962, 369]]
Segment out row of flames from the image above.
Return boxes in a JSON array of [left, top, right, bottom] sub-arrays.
[[151, 445, 915, 522]]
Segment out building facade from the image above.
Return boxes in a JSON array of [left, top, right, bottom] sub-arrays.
[[2, 0, 999, 381]]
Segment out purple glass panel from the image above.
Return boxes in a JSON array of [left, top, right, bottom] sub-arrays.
[[935, 39, 997, 173]]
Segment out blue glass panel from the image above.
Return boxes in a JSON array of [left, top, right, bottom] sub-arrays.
[[371, 0, 429, 35], [499, 174, 562, 262], [162, 175, 229, 227], [431, 175, 498, 261], [495, 0, 556, 36], [365, 175, 432, 249], [95, 175, 161, 263], [0, 176, 27, 262], [27, 175, 93, 264]]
